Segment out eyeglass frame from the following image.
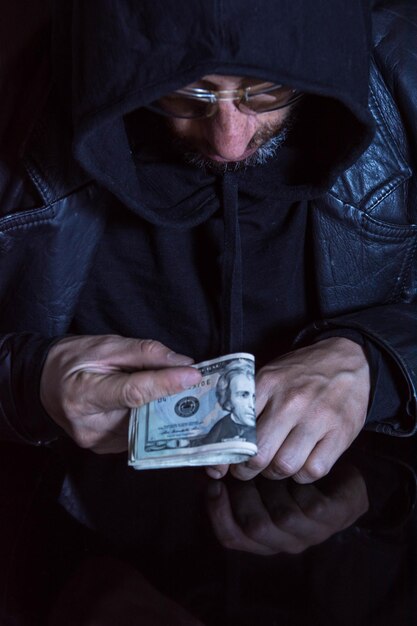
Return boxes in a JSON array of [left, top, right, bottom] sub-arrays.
[[148, 82, 303, 118]]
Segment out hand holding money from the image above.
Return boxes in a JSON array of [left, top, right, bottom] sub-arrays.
[[40, 335, 201, 454], [129, 353, 257, 469], [208, 338, 369, 484]]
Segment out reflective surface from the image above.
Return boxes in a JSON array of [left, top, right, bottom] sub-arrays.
[[1, 431, 416, 625]]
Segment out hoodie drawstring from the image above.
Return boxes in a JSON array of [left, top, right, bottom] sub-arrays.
[[221, 172, 243, 354]]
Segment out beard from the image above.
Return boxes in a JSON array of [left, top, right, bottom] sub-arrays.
[[169, 113, 295, 173]]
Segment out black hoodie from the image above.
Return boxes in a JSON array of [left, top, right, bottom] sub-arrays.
[[65, 0, 373, 199], [46, 0, 400, 423]]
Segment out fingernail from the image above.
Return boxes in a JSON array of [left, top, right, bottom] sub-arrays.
[[167, 351, 194, 365], [207, 481, 222, 499]]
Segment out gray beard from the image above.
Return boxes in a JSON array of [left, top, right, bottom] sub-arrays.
[[179, 125, 290, 173]]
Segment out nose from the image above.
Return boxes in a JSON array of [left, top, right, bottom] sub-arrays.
[[249, 393, 255, 411], [202, 101, 257, 161]]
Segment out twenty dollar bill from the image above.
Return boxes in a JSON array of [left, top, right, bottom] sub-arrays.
[[128, 353, 257, 469]]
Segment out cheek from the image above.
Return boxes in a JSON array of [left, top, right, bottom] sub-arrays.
[[268, 107, 290, 124], [169, 118, 201, 140], [260, 108, 291, 133]]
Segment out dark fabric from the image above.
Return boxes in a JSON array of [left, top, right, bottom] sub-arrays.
[[62, 0, 373, 213], [70, 121, 315, 365], [0, 334, 63, 444], [0, 0, 416, 447], [0, 4, 49, 214]]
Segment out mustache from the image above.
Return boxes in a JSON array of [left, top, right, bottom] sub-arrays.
[[168, 111, 296, 173]]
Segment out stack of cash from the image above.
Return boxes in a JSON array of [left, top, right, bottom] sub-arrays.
[[128, 353, 257, 469]]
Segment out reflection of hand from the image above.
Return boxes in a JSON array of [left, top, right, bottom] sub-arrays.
[[206, 464, 369, 555], [48, 556, 204, 626], [207, 338, 370, 483], [40, 335, 201, 453]]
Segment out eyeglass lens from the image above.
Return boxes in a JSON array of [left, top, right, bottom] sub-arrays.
[[155, 93, 212, 118], [151, 84, 300, 119]]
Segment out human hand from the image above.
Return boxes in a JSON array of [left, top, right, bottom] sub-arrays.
[[207, 337, 370, 483], [206, 463, 369, 555], [40, 335, 201, 453]]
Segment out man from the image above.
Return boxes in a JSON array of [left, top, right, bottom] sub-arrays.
[[1, 0, 416, 484], [202, 361, 256, 445]]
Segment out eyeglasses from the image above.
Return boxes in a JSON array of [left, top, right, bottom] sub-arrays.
[[148, 82, 303, 119]]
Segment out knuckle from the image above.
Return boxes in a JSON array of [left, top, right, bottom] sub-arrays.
[[61, 373, 91, 417], [300, 459, 330, 483], [72, 430, 96, 450], [241, 516, 270, 542], [231, 465, 252, 481], [268, 455, 298, 478], [281, 389, 307, 414], [246, 449, 270, 473], [137, 338, 165, 356], [255, 368, 269, 388], [221, 535, 244, 551], [61, 396, 83, 420], [270, 507, 296, 528], [303, 500, 328, 521], [122, 380, 147, 407], [256, 368, 280, 395]]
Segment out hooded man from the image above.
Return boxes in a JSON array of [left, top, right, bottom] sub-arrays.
[[0, 0, 416, 484]]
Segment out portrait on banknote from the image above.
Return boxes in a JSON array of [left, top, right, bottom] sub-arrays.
[[128, 353, 257, 469]]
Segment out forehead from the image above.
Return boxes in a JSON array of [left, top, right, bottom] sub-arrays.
[[229, 373, 254, 393]]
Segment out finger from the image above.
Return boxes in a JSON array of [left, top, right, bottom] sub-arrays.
[[206, 464, 229, 479], [258, 478, 306, 527], [255, 479, 341, 550], [60, 336, 195, 374], [288, 468, 369, 536], [230, 408, 293, 481], [292, 432, 348, 484], [260, 479, 354, 547], [206, 481, 275, 555], [288, 481, 330, 517], [319, 464, 369, 509], [261, 423, 322, 481], [112, 338, 196, 369], [254, 369, 279, 416], [80, 366, 202, 411], [225, 480, 313, 554], [285, 482, 337, 541], [227, 480, 289, 547]]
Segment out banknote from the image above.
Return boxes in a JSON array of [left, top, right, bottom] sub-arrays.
[[128, 353, 257, 469]]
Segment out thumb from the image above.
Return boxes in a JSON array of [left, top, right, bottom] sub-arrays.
[[87, 366, 202, 411]]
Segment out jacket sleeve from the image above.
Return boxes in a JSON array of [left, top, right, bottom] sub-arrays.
[[327, 3, 417, 434], [372, 0, 417, 180], [0, 333, 64, 444], [296, 2, 417, 436]]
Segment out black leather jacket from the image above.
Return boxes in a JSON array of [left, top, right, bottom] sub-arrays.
[[0, 0, 416, 444]]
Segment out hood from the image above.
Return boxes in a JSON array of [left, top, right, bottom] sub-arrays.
[[52, 0, 375, 222]]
